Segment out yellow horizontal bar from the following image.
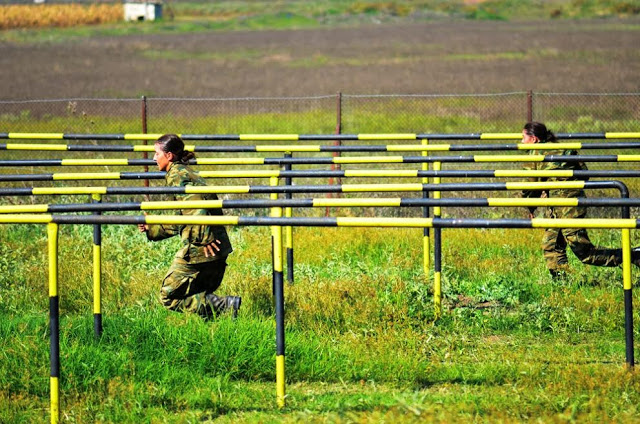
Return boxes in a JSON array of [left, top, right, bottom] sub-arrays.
[[532, 218, 635, 229], [344, 170, 419, 177], [123, 134, 165, 140], [0, 204, 49, 214], [616, 155, 640, 162], [61, 159, 129, 166], [0, 214, 53, 223], [256, 145, 320, 152], [313, 198, 402, 207], [387, 144, 451, 151], [8, 132, 63, 139], [505, 181, 586, 190], [606, 132, 640, 139], [495, 170, 574, 178], [518, 143, 583, 150], [240, 134, 299, 141], [337, 217, 433, 227], [141, 200, 224, 210], [488, 198, 579, 207], [358, 133, 417, 140], [146, 215, 240, 225], [475, 155, 543, 162], [6, 143, 67, 151], [52, 173, 121, 180], [196, 158, 265, 165], [480, 133, 522, 140], [200, 170, 279, 178], [33, 187, 108, 195], [334, 156, 404, 164], [184, 186, 251, 194], [132, 145, 155, 152], [342, 183, 423, 192]]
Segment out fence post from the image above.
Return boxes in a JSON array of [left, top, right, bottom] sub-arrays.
[[335, 91, 342, 165], [141, 96, 149, 190], [527, 90, 533, 122]]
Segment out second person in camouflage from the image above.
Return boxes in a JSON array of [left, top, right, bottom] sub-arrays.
[[520, 121, 640, 280]]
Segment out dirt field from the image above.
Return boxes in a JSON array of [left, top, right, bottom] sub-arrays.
[[1, 18, 639, 99]]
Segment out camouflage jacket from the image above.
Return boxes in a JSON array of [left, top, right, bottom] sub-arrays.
[[521, 142, 588, 218], [146, 162, 233, 263]]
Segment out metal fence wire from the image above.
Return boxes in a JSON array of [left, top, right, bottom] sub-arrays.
[[0, 92, 638, 134]]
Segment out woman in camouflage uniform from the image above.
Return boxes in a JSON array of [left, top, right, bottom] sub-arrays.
[[138, 134, 241, 318], [521, 122, 639, 280]]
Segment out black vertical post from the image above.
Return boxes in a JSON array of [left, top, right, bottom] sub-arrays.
[[527, 90, 533, 123], [620, 188, 634, 368], [284, 152, 294, 284], [47, 223, 60, 424]]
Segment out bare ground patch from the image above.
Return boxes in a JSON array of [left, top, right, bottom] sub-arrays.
[[0, 19, 639, 99]]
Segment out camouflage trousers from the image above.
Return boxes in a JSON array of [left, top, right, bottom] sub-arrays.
[[542, 227, 622, 272], [160, 257, 228, 318]]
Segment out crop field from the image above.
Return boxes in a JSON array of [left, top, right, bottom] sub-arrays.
[[0, 4, 122, 30], [2, 3, 640, 423]]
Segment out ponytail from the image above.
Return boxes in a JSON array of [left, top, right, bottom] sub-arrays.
[[523, 121, 556, 143], [155, 134, 196, 163]]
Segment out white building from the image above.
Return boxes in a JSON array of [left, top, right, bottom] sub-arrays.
[[124, 1, 163, 22]]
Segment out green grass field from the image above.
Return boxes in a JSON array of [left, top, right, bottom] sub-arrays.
[[3, 219, 640, 422]]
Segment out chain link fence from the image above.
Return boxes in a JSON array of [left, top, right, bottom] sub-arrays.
[[532, 93, 640, 133], [1, 92, 639, 218], [1, 92, 638, 135], [145, 96, 337, 134]]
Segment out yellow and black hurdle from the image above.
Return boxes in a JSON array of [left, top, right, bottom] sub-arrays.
[[1, 177, 632, 327], [4, 131, 640, 421]]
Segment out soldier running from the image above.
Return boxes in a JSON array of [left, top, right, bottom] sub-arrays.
[[521, 121, 640, 280]]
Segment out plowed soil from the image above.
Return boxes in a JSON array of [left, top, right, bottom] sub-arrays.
[[1, 18, 639, 99]]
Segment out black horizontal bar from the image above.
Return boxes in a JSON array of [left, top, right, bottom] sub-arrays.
[[71, 145, 135, 151], [65, 134, 126, 140], [556, 133, 607, 139], [121, 172, 165, 180]]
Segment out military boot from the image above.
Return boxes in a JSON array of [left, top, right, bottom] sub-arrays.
[[225, 296, 242, 320], [205, 293, 242, 320]]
